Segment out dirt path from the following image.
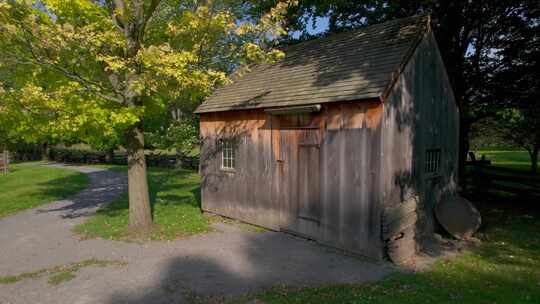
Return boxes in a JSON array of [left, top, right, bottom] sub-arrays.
[[0, 164, 392, 304]]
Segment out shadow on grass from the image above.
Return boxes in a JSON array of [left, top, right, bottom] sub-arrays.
[[71, 166, 208, 240], [103, 168, 540, 303], [35, 175, 89, 200], [36, 165, 201, 221], [106, 231, 393, 304], [105, 209, 540, 304], [35, 169, 127, 219], [148, 168, 201, 211], [0, 163, 90, 218]]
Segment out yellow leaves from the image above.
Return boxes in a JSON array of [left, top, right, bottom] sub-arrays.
[[267, 49, 286, 63], [234, 23, 254, 36], [109, 108, 140, 127], [96, 55, 126, 73], [0, 0, 299, 145], [243, 42, 266, 62], [41, 0, 106, 24], [2, 24, 18, 35], [137, 44, 199, 86], [62, 23, 75, 33], [165, 6, 236, 52], [252, 0, 298, 40]]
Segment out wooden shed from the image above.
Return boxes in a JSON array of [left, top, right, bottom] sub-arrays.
[[195, 15, 459, 260]]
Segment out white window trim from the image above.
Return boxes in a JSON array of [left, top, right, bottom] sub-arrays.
[[221, 139, 235, 171]]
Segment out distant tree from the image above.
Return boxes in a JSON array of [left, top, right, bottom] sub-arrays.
[[490, 4, 540, 172], [469, 118, 515, 151], [0, 0, 294, 231], [145, 99, 200, 162], [496, 109, 539, 172]]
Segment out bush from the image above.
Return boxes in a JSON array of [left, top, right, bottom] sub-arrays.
[[49, 148, 199, 170], [49, 148, 107, 164], [9, 143, 42, 162]]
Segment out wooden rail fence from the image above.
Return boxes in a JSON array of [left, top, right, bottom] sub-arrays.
[[0, 150, 9, 174], [467, 161, 540, 198]]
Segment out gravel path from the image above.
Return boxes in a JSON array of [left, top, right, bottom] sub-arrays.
[[0, 164, 392, 304]]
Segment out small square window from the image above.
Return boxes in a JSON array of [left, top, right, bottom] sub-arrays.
[[221, 139, 235, 170], [425, 149, 441, 174], [279, 113, 315, 128]]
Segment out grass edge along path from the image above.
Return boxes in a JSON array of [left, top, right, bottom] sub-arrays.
[[0, 162, 89, 219], [74, 165, 212, 241], [0, 259, 127, 286]]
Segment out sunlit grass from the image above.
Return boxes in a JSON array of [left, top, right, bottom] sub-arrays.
[[0, 162, 89, 218], [475, 150, 533, 172]]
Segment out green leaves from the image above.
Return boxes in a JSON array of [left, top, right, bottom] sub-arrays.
[[0, 0, 296, 150]]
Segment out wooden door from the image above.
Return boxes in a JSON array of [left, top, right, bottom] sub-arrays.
[[278, 126, 322, 239], [297, 130, 321, 224]]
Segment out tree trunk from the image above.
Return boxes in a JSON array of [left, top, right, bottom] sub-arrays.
[[42, 142, 50, 161], [530, 146, 539, 173], [458, 118, 471, 190], [175, 149, 185, 169], [125, 123, 153, 230], [106, 148, 115, 163]]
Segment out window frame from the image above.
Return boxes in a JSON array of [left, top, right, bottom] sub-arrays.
[[425, 148, 442, 176], [221, 138, 236, 171], [277, 112, 317, 129]]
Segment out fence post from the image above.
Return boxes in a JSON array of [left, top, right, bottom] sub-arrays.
[[2, 149, 7, 175]]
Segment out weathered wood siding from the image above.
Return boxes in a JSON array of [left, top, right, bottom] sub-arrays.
[[318, 101, 384, 259], [382, 31, 459, 236], [200, 110, 278, 229], [200, 101, 385, 259], [199, 30, 457, 260]]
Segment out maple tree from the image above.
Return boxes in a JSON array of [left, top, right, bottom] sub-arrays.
[[0, 0, 294, 230]]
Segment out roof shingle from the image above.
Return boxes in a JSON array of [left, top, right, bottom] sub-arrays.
[[195, 15, 428, 114]]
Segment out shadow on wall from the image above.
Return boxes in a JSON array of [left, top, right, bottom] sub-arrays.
[[199, 113, 267, 202], [381, 33, 461, 262], [106, 231, 393, 304]]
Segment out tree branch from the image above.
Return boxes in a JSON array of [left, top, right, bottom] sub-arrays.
[[3, 20, 125, 104], [144, 0, 161, 26], [105, 0, 126, 31]]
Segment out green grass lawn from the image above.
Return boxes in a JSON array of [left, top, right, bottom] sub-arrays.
[[474, 150, 534, 172], [0, 162, 89, 218], [66, 155, 538, 303], [232, 150, 540, 304], [74, 166, 211, 240]]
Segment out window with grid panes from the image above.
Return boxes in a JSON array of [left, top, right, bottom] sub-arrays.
[[425, 149, 441, 174], [221, 139, 235, 170]]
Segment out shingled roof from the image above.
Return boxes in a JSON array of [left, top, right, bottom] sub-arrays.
[[195, 15, 429, 114]]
